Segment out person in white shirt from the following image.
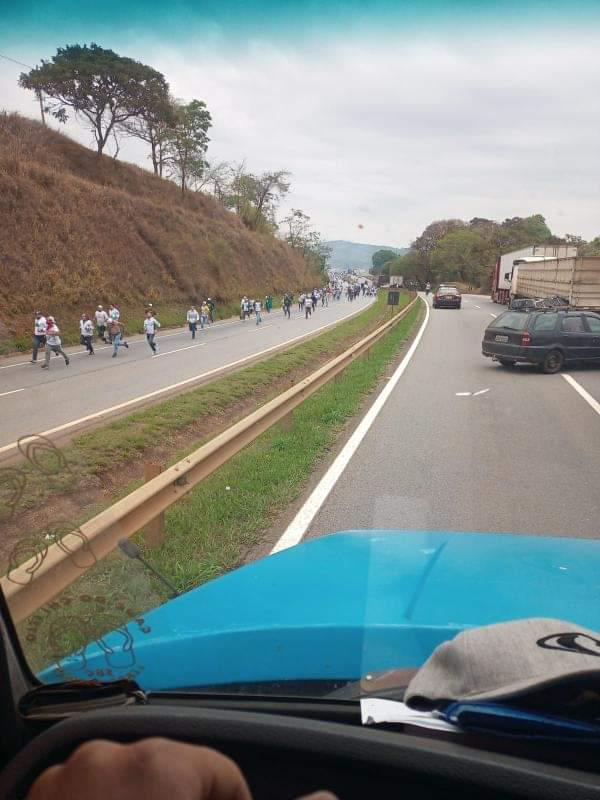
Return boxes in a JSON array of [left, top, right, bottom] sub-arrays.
[[79, 314, 95, 355], [304, 295, 313, 319], [187, 306, 200, 339], [31, 311, 47, 363], [254, 299, 262, 326], [95, 305, 109, 342], [108, 304, 120, 321], [298, 292, 305, 311], [41, 317, 69, 369], [143, 311, 161, 354]]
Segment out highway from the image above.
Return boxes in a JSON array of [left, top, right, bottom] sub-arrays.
[[0, 296, 373, 452], [283, 295, 600, 542]]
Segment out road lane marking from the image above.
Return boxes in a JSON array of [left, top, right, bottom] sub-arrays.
[[153, 343, 206, 358], [0, 388, 25, 398], [562, 374, 600, 417], [474, 305, 481, 309], [473, 388, 490, 396], [490, 313, 498, 318], [455, 392, 471, 396], [271, 297, 429, 554], [0, 300, 373, 456]]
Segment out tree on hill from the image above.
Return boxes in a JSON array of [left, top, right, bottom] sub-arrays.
[[163, 99, 212, 194], [371, 248, 398, 273], [224, 166, 290, 232], [280, 209, 331, 276], [19, 43, 171, 157], [119, 93, 178, 176]]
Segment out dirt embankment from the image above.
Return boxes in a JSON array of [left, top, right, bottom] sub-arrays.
[[0, 112, 319, 348]]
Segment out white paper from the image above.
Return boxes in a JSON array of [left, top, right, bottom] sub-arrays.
[[360, 698, 459, 733]]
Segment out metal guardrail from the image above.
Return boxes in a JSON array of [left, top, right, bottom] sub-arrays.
[[2, 296, 419, 623]]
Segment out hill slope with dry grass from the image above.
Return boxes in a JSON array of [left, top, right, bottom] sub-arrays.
[[0, 113, 320, 350]]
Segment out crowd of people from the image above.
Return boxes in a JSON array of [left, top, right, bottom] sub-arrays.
[[27, 281, 374, 368]]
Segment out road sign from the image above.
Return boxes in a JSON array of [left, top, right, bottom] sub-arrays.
[[387, 290, 400, 306]]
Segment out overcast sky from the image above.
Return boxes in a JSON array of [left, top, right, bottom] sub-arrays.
[[2, 2, 599, 247]]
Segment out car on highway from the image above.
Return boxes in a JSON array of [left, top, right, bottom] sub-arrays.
[[482, 309, 600, 372], [432, 285, 462, 309]]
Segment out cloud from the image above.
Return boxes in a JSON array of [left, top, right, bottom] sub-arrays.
[[2, 29, 599, 245]]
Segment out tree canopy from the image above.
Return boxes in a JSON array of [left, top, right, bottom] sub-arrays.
[[395, 214, 569, 288], [371, 249, 398, 272], [19, 43, 170, 156]]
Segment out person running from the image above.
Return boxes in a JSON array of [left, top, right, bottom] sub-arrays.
[[40, 317, 69, 369], [200, 300, 210, 329], [206, 297, 215, 323], [107, 318, 128, 357], [299, 292, 305, 311], [305, 294, 313, 319], [79, 314, 94, 356], [265, 294, 273, 313], [241, 296, 249, 321], [425, 281, 431, 296], [30, 310, 47, 363], [254, 298, 262, 325], [143, 310, 161, 354], [187, 305, 200, 339], [95, 305, 109, 343], [283, 292, 292, 318]]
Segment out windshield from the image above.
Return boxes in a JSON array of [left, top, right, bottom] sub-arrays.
[[1, 0, 600, 712]]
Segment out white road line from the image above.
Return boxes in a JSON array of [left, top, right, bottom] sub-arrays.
[[153, 343, 206, 359], [474, 305, 481, 309], [271, 297, 429, 554], [0, 301, 372, 456], [473, 388, 490, 396], [0, 388, 25, 398], [490, 313, 498, 318], [455, 392, 471, 397], [562, 374, 600, 417]]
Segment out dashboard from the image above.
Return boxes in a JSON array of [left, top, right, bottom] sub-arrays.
[[2, 701, 600, 799]]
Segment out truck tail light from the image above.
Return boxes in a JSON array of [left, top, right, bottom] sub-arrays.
[[521, 331, 532, 346]]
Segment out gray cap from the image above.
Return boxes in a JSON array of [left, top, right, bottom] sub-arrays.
[[405, 618, 600, 709]]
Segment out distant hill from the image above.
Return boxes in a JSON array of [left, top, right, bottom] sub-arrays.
[[325, 240, 408, 270], [0, 113, 320, 349]]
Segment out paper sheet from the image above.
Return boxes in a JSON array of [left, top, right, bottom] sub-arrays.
[[360, 698, 459, 733]]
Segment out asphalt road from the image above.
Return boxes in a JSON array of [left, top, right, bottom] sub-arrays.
[[306, 295, 600, 539], [0, 297, 373, 451]]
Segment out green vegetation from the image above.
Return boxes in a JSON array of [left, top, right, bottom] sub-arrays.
[[374, 214, 598, 290], [18, 297, 422, 673]]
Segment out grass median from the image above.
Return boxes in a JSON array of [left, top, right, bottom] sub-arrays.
[[17, 298, 422, 673], [1, 294, 406, 525]]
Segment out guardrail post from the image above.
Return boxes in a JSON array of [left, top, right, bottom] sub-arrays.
[[143, 462, 165, 547]]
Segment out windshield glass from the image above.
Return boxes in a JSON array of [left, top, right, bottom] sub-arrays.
[[489, 312, 529, 330], [1, 0, 600, 709]]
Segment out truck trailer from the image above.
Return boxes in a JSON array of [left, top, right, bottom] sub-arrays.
[[491, 245, 578, 304], [510, 256, 600, 310]]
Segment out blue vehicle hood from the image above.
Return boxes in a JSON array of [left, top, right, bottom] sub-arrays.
[[42, 531, 600, 690]]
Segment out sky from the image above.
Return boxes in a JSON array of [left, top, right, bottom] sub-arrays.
[[1, 0, 600, 248]]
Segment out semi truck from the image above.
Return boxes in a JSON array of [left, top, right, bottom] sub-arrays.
[[491, 245, 577, 304], [509, 255, 600, 310]]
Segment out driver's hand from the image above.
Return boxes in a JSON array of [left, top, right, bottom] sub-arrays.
[[26, 738, 337, 800]]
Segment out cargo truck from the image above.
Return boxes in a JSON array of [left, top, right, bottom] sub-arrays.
[[491, 245, 577, 304], [509, 255, 600, 310]]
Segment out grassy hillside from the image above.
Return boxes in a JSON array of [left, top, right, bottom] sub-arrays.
[[325, 240, 407, 270], [0, 113, 320, 350]]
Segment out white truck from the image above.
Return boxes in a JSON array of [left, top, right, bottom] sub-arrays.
[[491, 245, 577, 304], [509, 256, 600, 310]]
